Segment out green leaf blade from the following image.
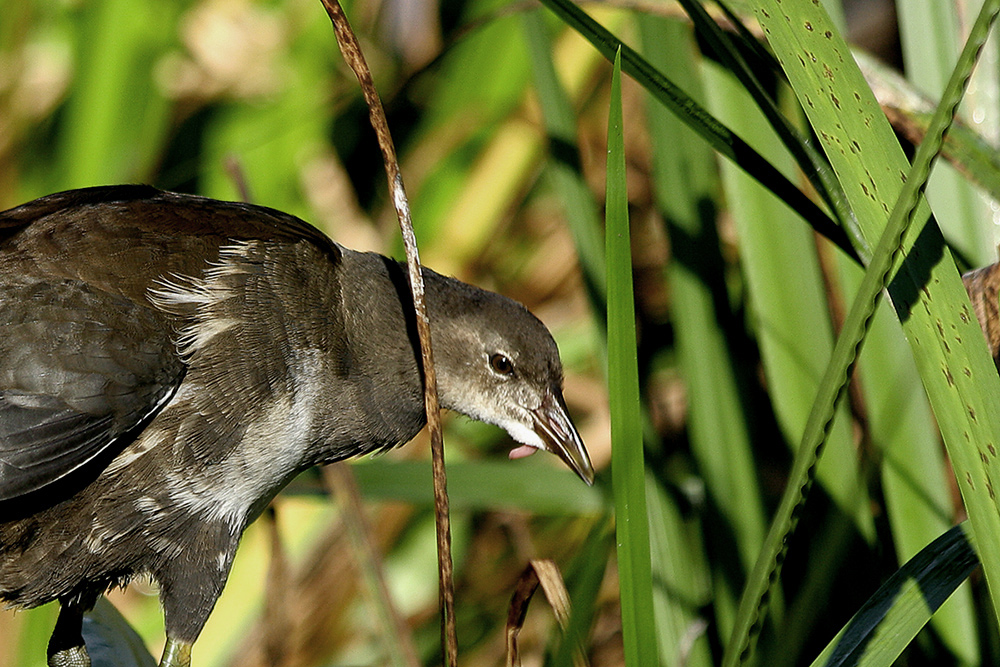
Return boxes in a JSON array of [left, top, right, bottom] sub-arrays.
[[809, 523, 979, 667], [606, 47, 658, 667]]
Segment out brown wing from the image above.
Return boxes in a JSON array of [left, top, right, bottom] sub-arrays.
[[0, 277, 185, 506]]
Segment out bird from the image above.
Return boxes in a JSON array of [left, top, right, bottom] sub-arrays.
[[0, 185, 594, 667]]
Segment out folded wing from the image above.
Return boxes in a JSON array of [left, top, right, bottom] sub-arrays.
[[0, 278, 185, 506]]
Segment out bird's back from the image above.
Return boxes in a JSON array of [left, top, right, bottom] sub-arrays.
[[0, 185, 339, 299]]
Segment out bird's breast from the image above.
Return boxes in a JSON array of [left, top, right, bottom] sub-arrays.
[[97, 347, 329, 546]]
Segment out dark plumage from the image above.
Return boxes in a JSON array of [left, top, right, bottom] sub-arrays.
[[0, 185, 593, 667]]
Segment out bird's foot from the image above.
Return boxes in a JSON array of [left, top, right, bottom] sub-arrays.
[[159, 637, 192, 667], [47, 646, 91, 667], [48, 603, 91, 667]]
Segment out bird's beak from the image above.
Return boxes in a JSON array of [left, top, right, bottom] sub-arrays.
[[530, 388, 595, 485]]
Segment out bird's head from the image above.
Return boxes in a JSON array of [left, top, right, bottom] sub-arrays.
[[425, 274, 594, 485]]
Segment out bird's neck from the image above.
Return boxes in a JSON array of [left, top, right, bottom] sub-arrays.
[[306, 249, 428, 465]]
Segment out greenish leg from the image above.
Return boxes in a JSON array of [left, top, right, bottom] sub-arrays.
[[159, 637, 192, 667]]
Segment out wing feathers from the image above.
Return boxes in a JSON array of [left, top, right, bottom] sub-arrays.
[[0, 279, 185, 504]]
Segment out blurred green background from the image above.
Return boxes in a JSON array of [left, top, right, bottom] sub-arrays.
[[2, 0, 1000, 665]]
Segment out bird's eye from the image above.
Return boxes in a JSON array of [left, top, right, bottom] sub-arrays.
[[489, 353, 514, 376]]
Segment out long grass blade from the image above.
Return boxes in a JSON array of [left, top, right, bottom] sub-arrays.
[[838, 261, 980, 663], [641, 16, 771, 644], [605, 47, 658, 667], [808, 523, 978, 667], [51, 0, 174, 191], [344, 460, 605, 514], [861, 49, 1000, 205], [549, 522, 613, 667], [897, 0, 996, 267], [673, 0, 862, 252], [536, 0, 862, 263], [522, 10, 607, 308]]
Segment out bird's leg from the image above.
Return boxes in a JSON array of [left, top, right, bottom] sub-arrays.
[[47, 603, 90, 667], [159, 638, 192, 667], [156, 520, 239, 667]]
